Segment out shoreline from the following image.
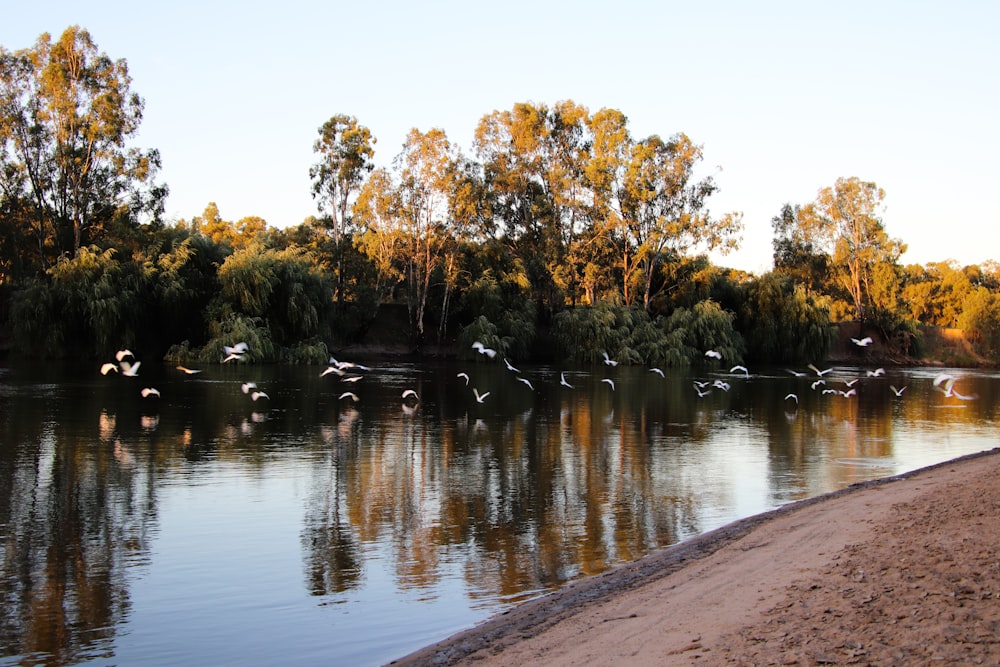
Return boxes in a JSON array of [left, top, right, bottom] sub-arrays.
[[390, 447, 1000, 665]]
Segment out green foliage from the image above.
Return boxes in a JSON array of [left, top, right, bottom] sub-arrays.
[[215, 245, 333, 347], [200, 312, 275, 364], [739, 273, 834, 365], [661, 299, 745, 366], [550, 303, 680, 366], [958, 287, 1000, 361]]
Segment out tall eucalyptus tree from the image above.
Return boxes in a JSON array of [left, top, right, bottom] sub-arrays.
[[309, 114, 376, 300], [0, 26, 166, 270]]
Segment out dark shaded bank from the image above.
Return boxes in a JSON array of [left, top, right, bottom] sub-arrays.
[[388, 447, 1000, 666]]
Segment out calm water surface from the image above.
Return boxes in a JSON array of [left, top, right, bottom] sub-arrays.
[[0, 359, 997, 665]]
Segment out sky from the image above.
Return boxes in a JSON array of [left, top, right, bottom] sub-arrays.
[[4, 0, 998, 274]]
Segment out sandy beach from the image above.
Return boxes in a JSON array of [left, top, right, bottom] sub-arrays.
[[390, 448, 1000, 666]]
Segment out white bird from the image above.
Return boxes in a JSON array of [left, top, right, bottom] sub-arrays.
[[224, 342, 249, 356], [402, 389, 419, 401], [241, 382, 257, 394], [222, 351, 244, 363], [866, 367, 886, 377], [341, 375, 363, 383], [844, 378, 859, 387], [851, 336, 873, 347], [457, 372, 470, 385], [841, 388, 857, 397], [320, 366, 343, 377], [694, 380, 711, 388], [176, 365, 202, 374], [649, 367, 664, 377], [808, 363, 832, 377], [712, 379, 731, 391], [811, 379, 826, 390], [100, 362, 119, 375], [822, 388, 839, 395], [116, 349, 134, 362], [140, 387, 160, 398], [932, 373, 956, 390], [602, 351, 618, 366], [786, 369, 807, 377], [504, 358, 520, 373], [560, 372, 574, 388], [601, 378, 615, 391], [729, 365, 749, 376], [119, 360, 140, 377], [338, 392, 360, 402], [704, 349, 722, 360], [473, 388, 490, 403], [251, 391, 269, 401], [785, 393, 799, 403], [890, 385, 907, 396], [516, 377, 534, 390], [472, 341, 496, 358], [693, 384, 711, 397]]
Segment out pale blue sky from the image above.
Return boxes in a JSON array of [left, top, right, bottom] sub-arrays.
[[4, 1, 997, 273]]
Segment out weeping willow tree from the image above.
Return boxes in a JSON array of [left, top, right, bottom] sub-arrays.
[[205, 244, 334, 362], [9, 245, 142, 357], [660, 299, 746, 367], [739, 272, 833, 364]]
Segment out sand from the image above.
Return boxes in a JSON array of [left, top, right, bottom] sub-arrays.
[[390, 448, 1000, 666]]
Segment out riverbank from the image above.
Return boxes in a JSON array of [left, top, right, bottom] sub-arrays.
[[390, 448, 1000, 666]]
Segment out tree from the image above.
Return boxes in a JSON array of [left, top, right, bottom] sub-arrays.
[[799, 177, 905, 324], [771, 203, 828, 293], [395, 127, 456, 340], [0, 26, 166, 267], [309, 115, 375, 301], [473, 101, 592, 312], [587, 112, 742, 310]]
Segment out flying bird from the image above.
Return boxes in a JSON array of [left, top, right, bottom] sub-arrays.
[[241, 382, 257, 394], [693, 384, 711, 397], [140, 387, 160, 398], [402, 389, 419, 401], [472, 341, 496, 358], [602, 351, 618, 366], [811, 379, 826, 390], [808, 363, 832, 377], [473, 388, 490, 403], [704, 349, 722, 360], [119, 361, 140, 377], [320, 366, 344, 377], [251, 391, 269, 402], [100, 362, 119, 375], [176, 365, 202, 374], [866, 367, 886, 377], [456, 372, 470, 385], [516, 377, 534, 390], [601, 378, 615, 391], [890, 385, 907, 396], [851, 336, 873, 347], [116, 349, 134, 362], [338, 392, 360, 402], [649, 367, 665, 378], [784, 393, 799, 403], [729, 365, 749, 377], [560, 372, 574, 388], [504, 358, 520, 373]]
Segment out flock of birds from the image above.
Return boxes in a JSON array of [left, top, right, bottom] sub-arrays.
[[97, 336, 977, 412]]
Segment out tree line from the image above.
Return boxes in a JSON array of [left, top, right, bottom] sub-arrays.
[[2, 27, 998, 366]]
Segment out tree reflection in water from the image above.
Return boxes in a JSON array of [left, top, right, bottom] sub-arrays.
[[0, 362, 996, 664]]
